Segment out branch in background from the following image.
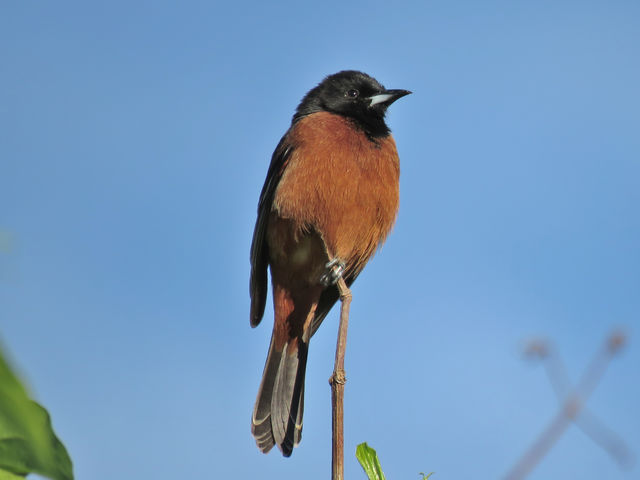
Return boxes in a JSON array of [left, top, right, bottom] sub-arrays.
[[524, 336, 634, 468], [505, 331, 631, 480]]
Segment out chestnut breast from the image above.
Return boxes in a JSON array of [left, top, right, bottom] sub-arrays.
[[269, 111, 400, 278]]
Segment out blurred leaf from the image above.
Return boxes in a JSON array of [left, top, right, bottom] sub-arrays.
[[356, 442, 386, 480], [0, 346, 73, 480], [0, 229, 13, 253], [419, 473, 434, 479], [0, 469, 25, 480], [0, 230, 12, 254]]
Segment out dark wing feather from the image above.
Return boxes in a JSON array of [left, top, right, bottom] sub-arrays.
[[250, 134, 295, 327]]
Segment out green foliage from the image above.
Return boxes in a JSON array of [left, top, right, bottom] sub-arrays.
[[356, 442, 386, 480], [0, 470, 26, 480], [0, 346, 73, 480], [356, 442, 434, 480]]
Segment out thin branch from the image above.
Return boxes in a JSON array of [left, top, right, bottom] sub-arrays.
[[505, 332, 628, 480], [535, 338, 634, 468], [330, 277, 352, 480]]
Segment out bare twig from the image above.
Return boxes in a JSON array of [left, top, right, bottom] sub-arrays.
[[525, 337, 634, 468], [505, 331, 629, 480], [330, 277, 352, 480]]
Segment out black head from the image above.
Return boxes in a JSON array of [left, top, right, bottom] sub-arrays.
[[293, 70, 411, 138]]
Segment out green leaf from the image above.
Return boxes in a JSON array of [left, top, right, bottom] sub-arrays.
[[0, 345, 73, 480], [0, 468, 25, 480], [356, 443, 386, 480], [419, 473, 434, 479]]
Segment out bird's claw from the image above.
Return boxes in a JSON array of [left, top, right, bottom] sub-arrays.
[[320, 259, 346, 286]]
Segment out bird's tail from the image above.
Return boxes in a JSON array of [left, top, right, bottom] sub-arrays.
[[251, 334, 308, 456]]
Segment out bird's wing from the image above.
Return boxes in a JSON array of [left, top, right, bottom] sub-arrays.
[[250, 134, 295, 326]]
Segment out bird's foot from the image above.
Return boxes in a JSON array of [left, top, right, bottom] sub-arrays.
[[320, 258, 346, 287]]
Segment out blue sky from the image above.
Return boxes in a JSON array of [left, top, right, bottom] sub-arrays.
[[1, 1, 639, 479]]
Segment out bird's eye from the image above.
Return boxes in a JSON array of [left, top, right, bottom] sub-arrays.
[[346, 89, 359, 98]]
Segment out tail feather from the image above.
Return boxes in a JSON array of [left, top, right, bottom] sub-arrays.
[[251, 336, 279, 453], [252, 337, 309, 456]]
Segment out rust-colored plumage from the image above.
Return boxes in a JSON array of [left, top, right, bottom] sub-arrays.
[[250, 71, 410, 456]]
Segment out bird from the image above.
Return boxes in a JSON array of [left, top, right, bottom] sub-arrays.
[[249, 70, 410, 456]]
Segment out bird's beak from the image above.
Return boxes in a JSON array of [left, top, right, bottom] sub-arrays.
[[368, 89, 412, 107]]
